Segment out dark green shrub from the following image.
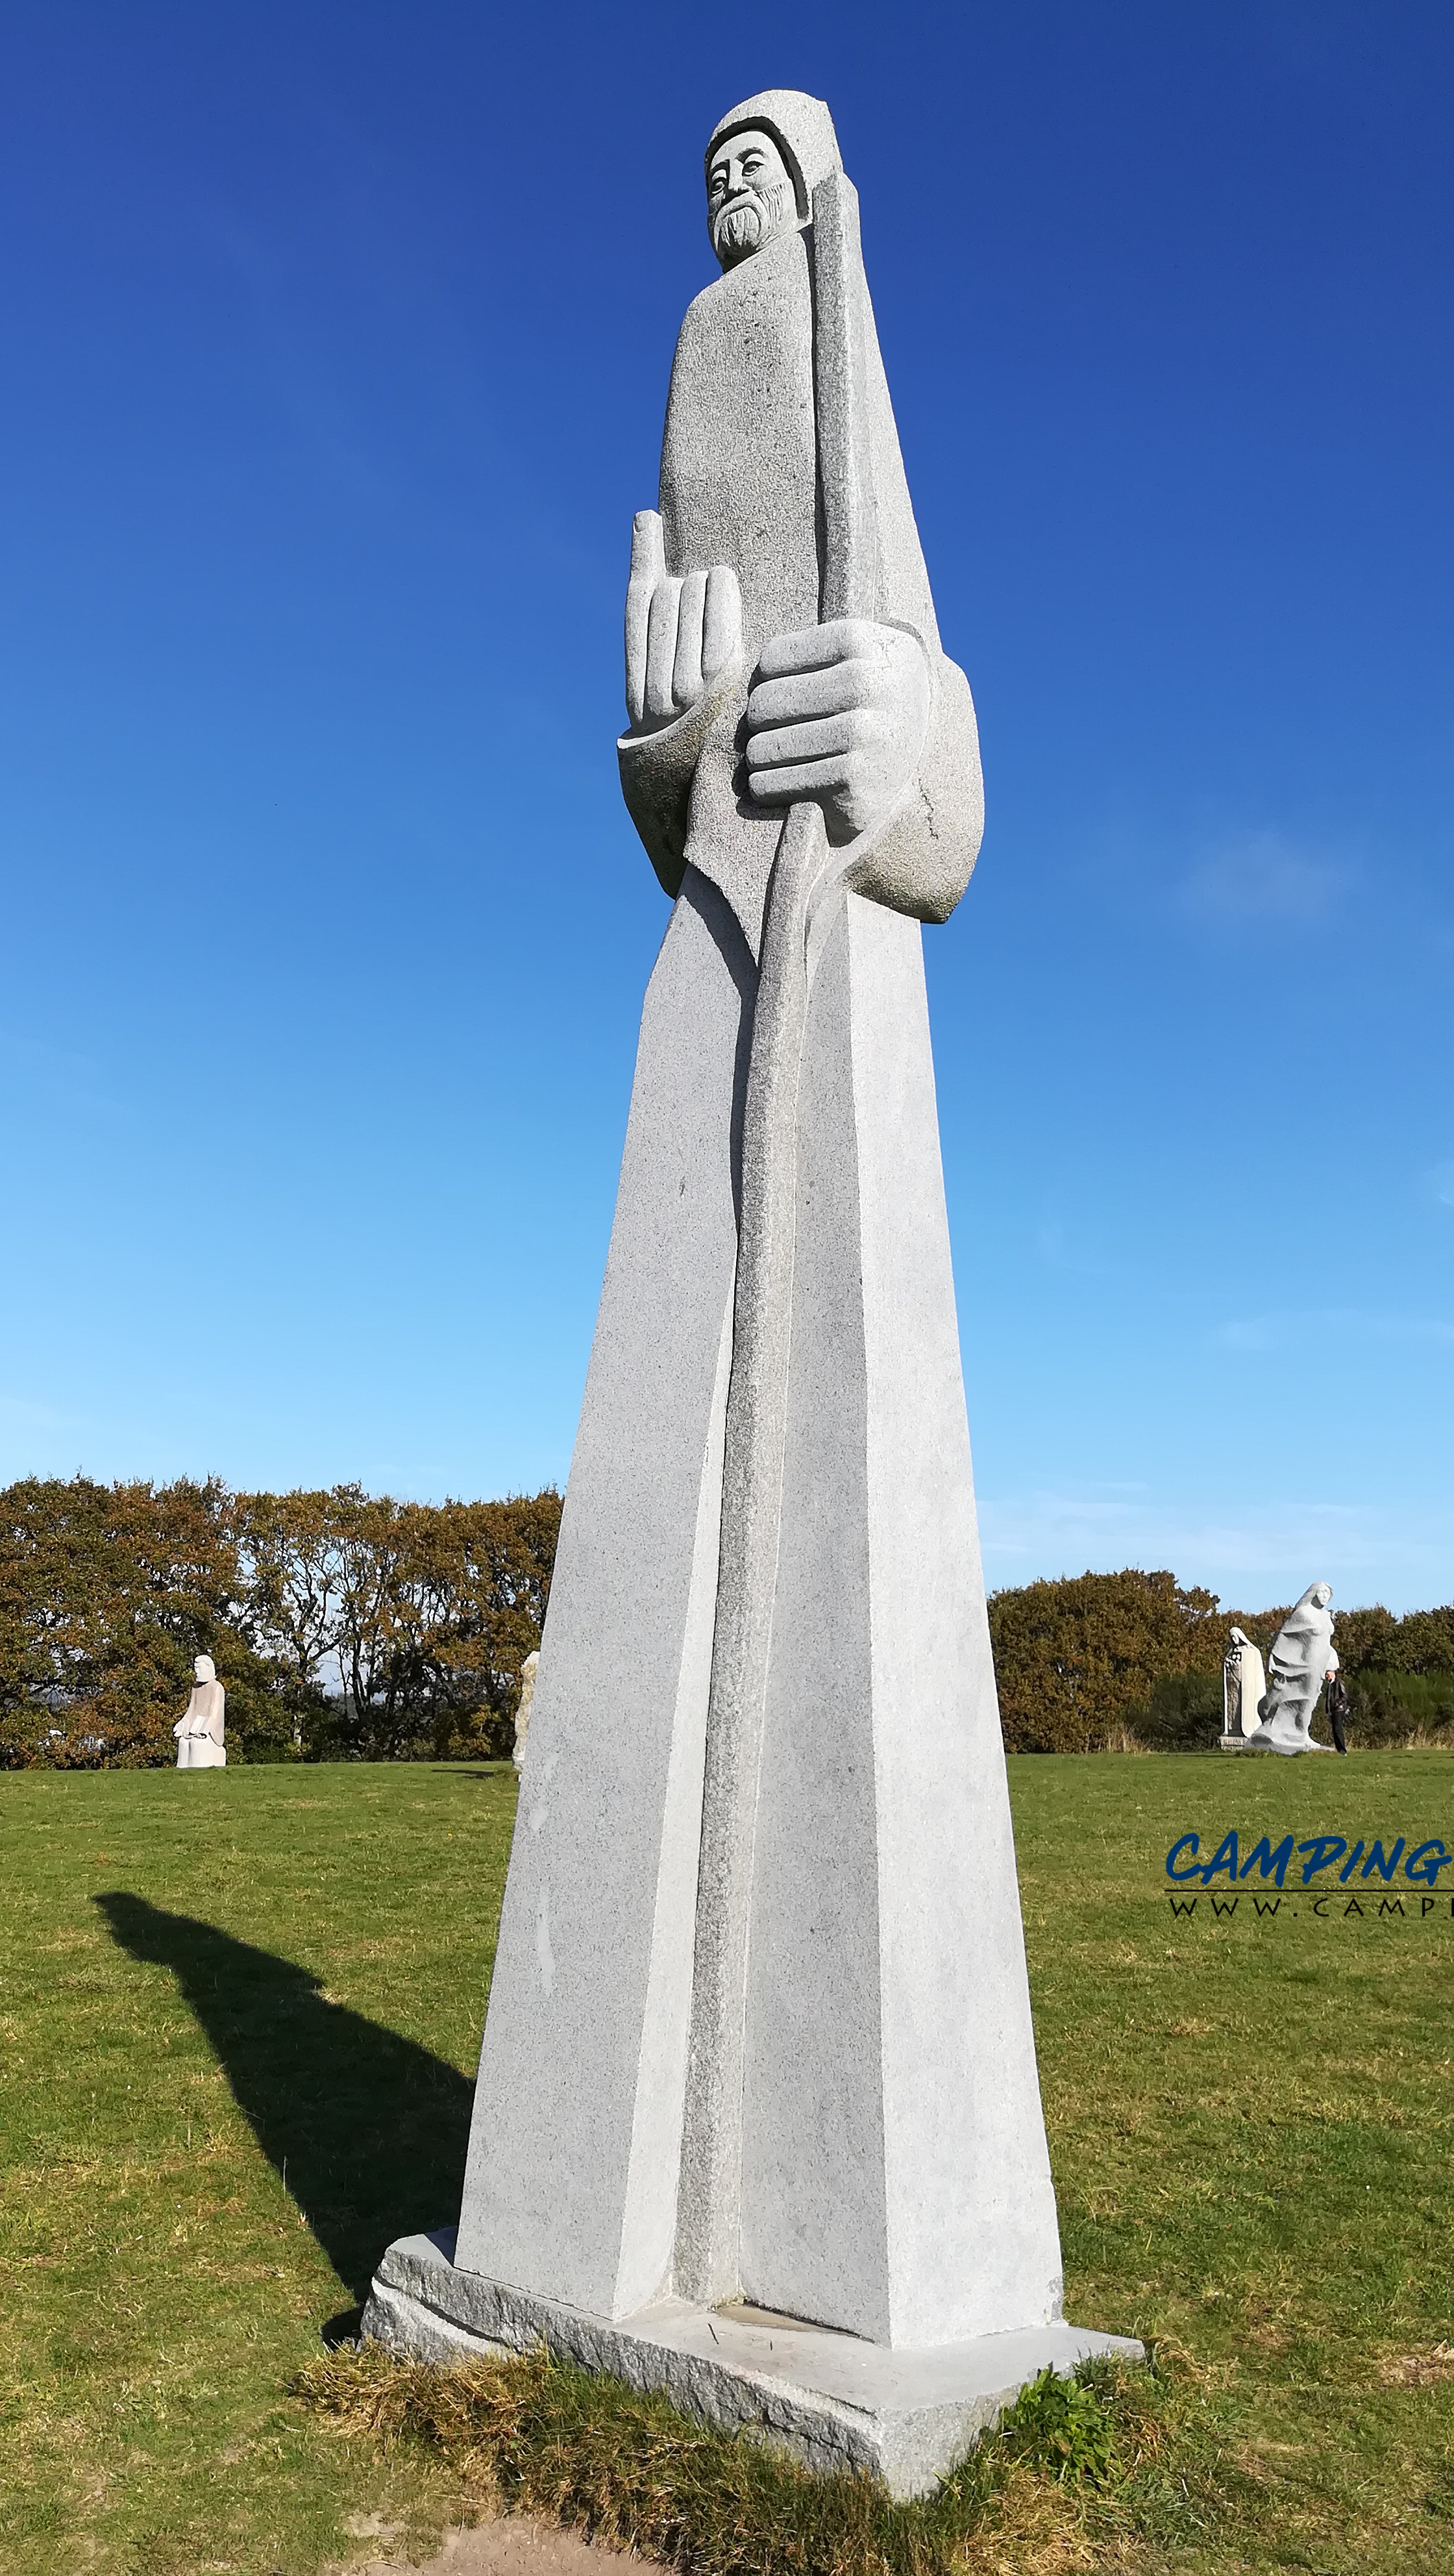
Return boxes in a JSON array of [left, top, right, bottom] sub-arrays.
[[1345, 1668, 1454, 1746], [1125, 1669, 1225, 1748]]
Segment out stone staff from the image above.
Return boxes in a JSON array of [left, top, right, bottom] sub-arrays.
[[677, 160, 885, 2305]]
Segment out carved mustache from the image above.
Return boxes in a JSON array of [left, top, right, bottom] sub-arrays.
[[710, 181, 793, 254]]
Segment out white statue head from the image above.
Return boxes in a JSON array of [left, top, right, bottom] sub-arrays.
[[195, 1653, 216, 1685], [1228, 1626, 1250, 1648], [1310, 1583, 1333, 1611], [706, 128, 798, 269], [704, 89, 841, 272]]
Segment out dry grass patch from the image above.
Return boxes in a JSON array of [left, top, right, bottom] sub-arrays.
[[1378, 2343, 1454, 2386], [298, 2341, 1207, 2576]]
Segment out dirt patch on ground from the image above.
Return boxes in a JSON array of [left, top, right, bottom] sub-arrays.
[[1377, 2342, 1454, 2386], [351, 2512, 650, 2574]]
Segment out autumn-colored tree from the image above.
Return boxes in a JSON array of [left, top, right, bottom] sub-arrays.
[[0, 1476, 286, 1766], [0, 1475, 560, 1766], [987, 1572, 1454, 1750], [234, 1487, 353, 1696], [987, 1568, 1224, 1752], [422, 1489, 562, 1757], [1314, 1601, 1454, 1742], [308, 1489, 562, 1760], [1347, 1604, 1454, 1675], [1326, 1604, 1402, 1674], [11, 1478, 1444, 1765], [326, 1491, 415, 1752]]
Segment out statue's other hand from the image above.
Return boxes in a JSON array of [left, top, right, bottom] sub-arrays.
[[745, 620, 931, 843], [624, 510, 743, 734]]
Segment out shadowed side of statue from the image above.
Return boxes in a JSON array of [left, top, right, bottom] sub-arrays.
[[95, 1892, 471, 2310]]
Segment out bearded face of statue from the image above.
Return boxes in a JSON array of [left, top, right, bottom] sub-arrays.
[[707, 129, 798, 270]]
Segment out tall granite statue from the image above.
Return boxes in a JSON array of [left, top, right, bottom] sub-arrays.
[[1221, 1627, 1267, 1743], [364, 90, 1137, 2489], [1244, 1585, 1335, 1755], [174, 1654, 226, 1768]]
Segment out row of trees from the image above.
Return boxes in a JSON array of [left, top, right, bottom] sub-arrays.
[[0, 1478, 561, 1767], [987, 1569, 1454, 1752], [4, 1476, 1449, 1764]]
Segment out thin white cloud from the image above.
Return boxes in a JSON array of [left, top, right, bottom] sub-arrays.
[[1177, 829, 1353, 924], [1033, 1211, 1134, 1285], [1431, 1161, 1454, 1209], [1213, 1309, 1454, 1353]]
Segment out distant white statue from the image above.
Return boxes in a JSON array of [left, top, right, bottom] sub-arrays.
[[1244, 1585, 1334, 1755], [174, 1653, 227, 1768], [512, 1650, 539, 1771], [1221, 1628, 1267, 1743]]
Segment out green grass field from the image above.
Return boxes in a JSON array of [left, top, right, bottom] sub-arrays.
[[2, 1755, 1452, 2574]]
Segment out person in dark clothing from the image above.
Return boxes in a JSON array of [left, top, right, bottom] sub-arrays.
[[1325, 1666, 1351, 1754]]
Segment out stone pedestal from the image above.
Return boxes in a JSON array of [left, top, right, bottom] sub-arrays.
[[363, 2231, 1140, 2501]]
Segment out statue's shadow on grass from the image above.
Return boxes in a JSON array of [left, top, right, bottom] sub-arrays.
[[95, 1892, 471, 2331]]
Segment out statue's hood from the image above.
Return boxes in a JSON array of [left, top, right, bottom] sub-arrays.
[[704, 88, 842, 217]]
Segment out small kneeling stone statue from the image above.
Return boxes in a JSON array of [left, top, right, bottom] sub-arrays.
[[175, 1653, 227, 1768]]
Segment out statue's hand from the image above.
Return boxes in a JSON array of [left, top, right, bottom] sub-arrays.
[[745, 620, 931, 843], [624, 510, 743, 734]]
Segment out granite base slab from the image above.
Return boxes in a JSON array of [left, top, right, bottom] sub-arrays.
[[361, 2229, 1143, 2499]]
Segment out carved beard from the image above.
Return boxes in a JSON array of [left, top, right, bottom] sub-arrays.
[[711, 179, 794, 268]]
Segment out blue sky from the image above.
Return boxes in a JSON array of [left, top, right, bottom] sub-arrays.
[[1, 1, 1450, 1611]]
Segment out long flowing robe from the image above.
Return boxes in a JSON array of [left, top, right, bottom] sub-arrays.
[[1246, 1587, 1335, 1754], [1223, 1629, 1267, 1737]]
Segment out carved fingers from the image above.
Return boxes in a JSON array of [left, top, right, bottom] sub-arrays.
[[672, 568, 709, 712], [702, 565, 741, 681], [624, 510, 743, 732], [624, 511, 665, 730], [645, 573, 682, 723], [745, 619, 932, 843]]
